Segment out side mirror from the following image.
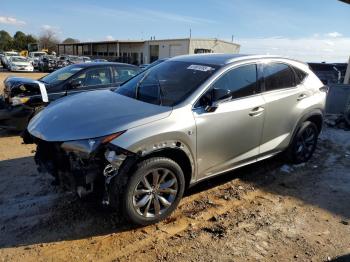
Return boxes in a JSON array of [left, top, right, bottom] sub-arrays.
[[205, 88, 232, 112], [69, 79, 83, 89]]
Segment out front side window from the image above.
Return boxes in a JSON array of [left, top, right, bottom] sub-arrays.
[[73, 67, 112, 88], [116, 61, 219, 106], [264, 63, 296, 91], [40, 65, 84, 85], [212, 64, 259, 99]]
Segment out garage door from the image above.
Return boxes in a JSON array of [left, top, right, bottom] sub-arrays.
[[169, 45, 183, 57]]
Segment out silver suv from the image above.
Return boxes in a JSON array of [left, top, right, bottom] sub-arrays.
[[28, 54, 326, 225]]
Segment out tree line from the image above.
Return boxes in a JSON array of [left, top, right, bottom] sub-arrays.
[[0, 29, 80, 53]]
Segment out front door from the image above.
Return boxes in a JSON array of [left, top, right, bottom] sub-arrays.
[[193, 63, 265, 180], [66, 66, 113, 96]]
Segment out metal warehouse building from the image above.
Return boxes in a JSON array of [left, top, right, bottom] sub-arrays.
[[57, 38, 240, 65]]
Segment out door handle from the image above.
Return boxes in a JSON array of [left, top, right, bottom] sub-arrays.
[[249, 106, 265, 117], [297, 94, 308, 101]]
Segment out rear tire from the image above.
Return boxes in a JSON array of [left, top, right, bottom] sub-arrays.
[[112, 157, 185, 226], [286, 121, 319, 164]]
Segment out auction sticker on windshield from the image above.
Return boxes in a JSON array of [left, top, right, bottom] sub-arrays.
[[187, 65, 214, 72]]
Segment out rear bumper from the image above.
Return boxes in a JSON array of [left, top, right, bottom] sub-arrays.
[[0, 97, 33, 131]]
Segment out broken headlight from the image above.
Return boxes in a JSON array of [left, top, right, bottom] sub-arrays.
[[11, 96, 30, 106], [61, 131, 125, 156]]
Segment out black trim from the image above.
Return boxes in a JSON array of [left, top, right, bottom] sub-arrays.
[[288, 109, 324, 148]]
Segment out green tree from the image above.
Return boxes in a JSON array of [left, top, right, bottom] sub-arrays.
[[26, 34, 37, 45], [62, 37, 79, 44], [13, 31, 27, 50], [0, 30, 13, 51]]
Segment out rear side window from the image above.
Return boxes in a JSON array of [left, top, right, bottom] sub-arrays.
[[113, 67, 139, 84], [264, 63, 296, 91], [212, 64, 259, 99], [293, 66, 308, 85]]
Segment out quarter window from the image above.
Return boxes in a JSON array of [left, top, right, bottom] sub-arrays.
[[211, 64, 259, 99], [264, 63, 296, 91], [293, 66, 308, 85]]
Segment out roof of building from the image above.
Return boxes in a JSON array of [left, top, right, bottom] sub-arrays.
[[57, 38, 239, 46]]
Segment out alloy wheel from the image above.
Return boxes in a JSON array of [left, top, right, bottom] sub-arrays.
[[132, 168, 178, 218], [295, 126, 317, 162]]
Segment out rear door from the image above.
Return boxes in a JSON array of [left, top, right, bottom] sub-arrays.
[[66, 66, 114, 95], [259, 61, 308, 157], [193, 63, 265, 179]]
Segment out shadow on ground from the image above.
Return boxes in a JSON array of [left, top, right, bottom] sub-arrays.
[[0, 132, 349, 249]]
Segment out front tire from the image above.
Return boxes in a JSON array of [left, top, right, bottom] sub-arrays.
[[120, 157, 185, 225], [286, 121, 319, 164]]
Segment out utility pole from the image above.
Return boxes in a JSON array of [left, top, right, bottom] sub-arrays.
[[190, 29, 192, 39]]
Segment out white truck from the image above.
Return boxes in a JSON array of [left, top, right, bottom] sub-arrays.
[[28, 51, 47, 69]]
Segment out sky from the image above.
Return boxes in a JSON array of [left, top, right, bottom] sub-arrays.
[[1, 0, 350, 62]]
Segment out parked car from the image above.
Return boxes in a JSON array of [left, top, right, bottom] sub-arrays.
[[0, 62, 140, 131], [68, 56, 84, 64], [93, 59, 108, 62], [139, 63, 149, 69], [27, 54, 326, 225], [56, 55, 83, 68], [28, 51, 47, 69], [81, 56, 92, 63], [2, 51, 19, 69], [38, 55, 57, 72], [0, 53, 4, 67], [56, 55, 70, 69], [8, 56, 34, 72]]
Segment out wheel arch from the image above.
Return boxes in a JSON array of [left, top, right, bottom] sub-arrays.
[[290, 109, 324, 147], [137, 146, 194, 189]]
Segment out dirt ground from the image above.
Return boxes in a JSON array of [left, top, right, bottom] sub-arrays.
[[1, 71, 350, 262]]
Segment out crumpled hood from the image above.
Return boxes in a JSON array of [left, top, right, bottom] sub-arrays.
[[4, 77, 42, 98], [5, 76, 37, 87], [28, 90, 172, 142]]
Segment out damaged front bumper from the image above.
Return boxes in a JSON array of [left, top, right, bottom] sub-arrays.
[[33, 136, 137, 202], [0, 96, 34, 131]]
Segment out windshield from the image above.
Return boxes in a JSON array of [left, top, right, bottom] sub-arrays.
[[144, 59, 168, 70], [12, 57, 28, 62], [40, 65, 83, 85], [116, 61, 219, 106]]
